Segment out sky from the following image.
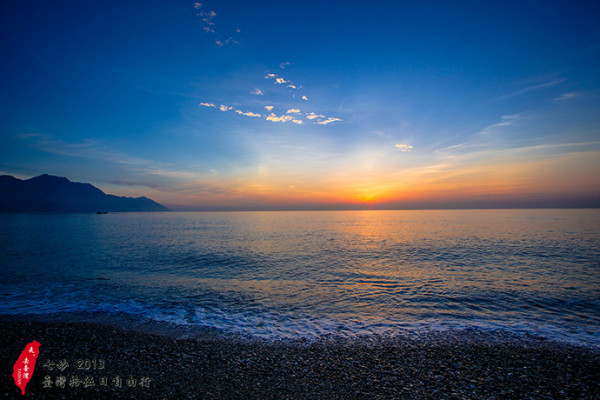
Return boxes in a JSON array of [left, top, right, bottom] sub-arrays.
[[1, 0, 599, 210]]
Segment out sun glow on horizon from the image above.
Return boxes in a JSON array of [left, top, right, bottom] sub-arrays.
[[1, 1, 599, 210], [116, 145, 600, 210]]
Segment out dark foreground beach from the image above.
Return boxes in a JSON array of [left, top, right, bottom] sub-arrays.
[[1, 315, 599, 399]]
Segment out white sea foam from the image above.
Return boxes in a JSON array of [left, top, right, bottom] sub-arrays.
[[1, 210, 599, 347]]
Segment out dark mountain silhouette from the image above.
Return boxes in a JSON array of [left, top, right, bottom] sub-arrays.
[[0, 174, 169, 212]]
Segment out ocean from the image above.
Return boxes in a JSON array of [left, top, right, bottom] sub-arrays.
[[1, 210, 599, 346]]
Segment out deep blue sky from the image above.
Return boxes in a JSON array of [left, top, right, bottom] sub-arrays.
[[1, 0, 599, 209]]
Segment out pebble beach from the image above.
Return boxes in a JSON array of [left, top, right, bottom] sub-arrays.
[[2, 315, 599, 399]]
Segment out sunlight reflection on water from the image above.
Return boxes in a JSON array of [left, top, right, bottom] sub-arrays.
[[1, 210, 599, 344]]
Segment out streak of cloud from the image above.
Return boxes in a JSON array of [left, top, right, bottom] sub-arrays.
[[236, 110, 261, 117], [395, 144, 413, 152], [266, 113, 294, 123], [494, 79, 565, 101], [478, 113, 525, 135], [18, 133, 202, 185], [554, 92, 577, 101], [306, 112, 324, 120], [317, 117, 342, 125]]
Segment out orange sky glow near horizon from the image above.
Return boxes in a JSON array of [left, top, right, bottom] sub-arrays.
[[101, 145, 599, 210], [2, 1, 599, 210]]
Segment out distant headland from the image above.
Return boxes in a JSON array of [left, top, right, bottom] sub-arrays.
[[0, 174, 169, 212]]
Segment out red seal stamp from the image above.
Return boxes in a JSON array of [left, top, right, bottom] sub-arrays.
[[12, 340, 41, 395]]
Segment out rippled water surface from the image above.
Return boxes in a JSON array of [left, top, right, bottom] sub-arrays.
[[1, 210, 599, 344]]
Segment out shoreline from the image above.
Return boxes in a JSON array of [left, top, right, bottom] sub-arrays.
[[2, 314, 599, 399]]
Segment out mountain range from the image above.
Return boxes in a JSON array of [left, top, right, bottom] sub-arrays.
[[0, 174, 168, 212]]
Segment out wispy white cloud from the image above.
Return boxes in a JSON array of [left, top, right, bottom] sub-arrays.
[[435, 140, 600, 166], [306, 112, 324, 120], [18, 132, 43, 139], [216, 37, 240, 47], [554, 92, 577, 101], [200, 100, 340, 127], [266, 113, 294, 123], [317, 117, 342, 125], [280, 61, 292, 69], [195, 6, 216, 33], [19, 132, 202, 185], [194, 3, 240, 47], [264, 113, 303, 124], [265, 73, 300, 89], [494, 79, 565, 101], [201, 102, 261, 118], [22, 134, 144, 165], [199, 70, 342, 127], [479, 113, 524, 135], [235, 110, 261, 117], [108, 180, 167, 190], [395, 144, 413, 152]]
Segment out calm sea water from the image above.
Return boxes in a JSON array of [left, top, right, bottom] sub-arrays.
[[1, 210, 599, 345]]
